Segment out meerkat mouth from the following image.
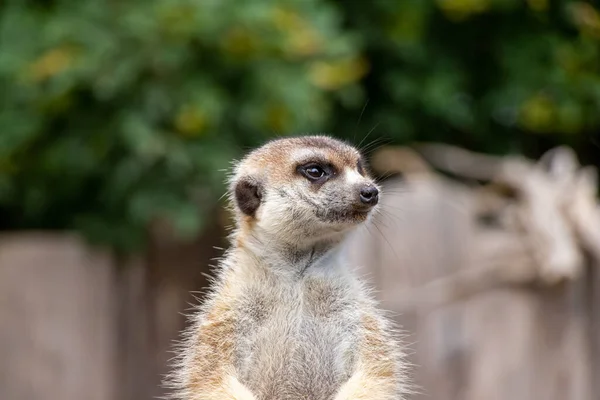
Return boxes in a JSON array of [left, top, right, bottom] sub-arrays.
[[315, 207, 373, 224], [351, 210, 371, 221]]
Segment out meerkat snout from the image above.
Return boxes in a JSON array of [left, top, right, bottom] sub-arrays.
[[359, 185, 379, 207]]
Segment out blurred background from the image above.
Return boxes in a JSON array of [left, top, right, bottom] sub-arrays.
[[1, 0, 600, 399]]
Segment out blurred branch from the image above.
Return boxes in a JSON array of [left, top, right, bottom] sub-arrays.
[[372, 144, 600, 312]]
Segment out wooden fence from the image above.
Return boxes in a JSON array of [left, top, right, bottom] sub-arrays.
[[0, 217, 224, 400]]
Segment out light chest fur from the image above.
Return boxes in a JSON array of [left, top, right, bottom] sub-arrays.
[[230, 256, 363, 399]]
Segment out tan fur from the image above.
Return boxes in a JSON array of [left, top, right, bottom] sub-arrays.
[[166, 135, 407, 399]]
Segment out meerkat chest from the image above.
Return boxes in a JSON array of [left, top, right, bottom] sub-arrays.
[[234, 275, 361, 399]]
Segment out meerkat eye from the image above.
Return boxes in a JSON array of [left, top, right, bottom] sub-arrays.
[[305, 166, 325, 179], [299, 164, 327, 182], [357, 159, 365, 175]]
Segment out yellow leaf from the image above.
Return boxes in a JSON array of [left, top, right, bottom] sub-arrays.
[[221, 27, 258, 58], [264, 104, 290, 132], [271, 6, 322, 57], [271, 6, 305, 31], [570, 2, 600, 39], [0, 158, 16, 174], [158, 5, 196, 38], [519, 94, 555, 133], [174, 105, 208, 137], [527, 0, 548, 12], [436, 0, 490, 22], [26, 46, 77, 83], [387, 8, 427, 44], [286, 27, 322, 57], [308, 58, 369, 91]]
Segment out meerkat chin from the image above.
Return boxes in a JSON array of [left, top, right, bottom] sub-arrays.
[[166, 135, 408, 400]]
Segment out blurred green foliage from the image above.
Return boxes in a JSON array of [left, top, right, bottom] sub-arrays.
[[0, 0, 599, 250], [333, 0, 600, 151]]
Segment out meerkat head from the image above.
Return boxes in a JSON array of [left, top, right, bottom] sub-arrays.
[[229, 135, 380, 249]]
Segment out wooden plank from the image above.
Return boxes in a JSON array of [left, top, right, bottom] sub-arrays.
[[115, 255, 153, 400], [143, 218, 225, 399], [460, 283, 591, 400], [0, 234, 118, 400]]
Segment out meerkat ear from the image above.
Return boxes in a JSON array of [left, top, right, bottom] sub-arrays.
[[234, 176, 263, 217]]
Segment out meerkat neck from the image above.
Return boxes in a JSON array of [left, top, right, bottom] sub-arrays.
[[232, 224, 347, 277]]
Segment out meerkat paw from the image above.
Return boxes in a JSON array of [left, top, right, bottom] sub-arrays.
[[334, 370, 399, 400], [224, 374, 258, 400], [334, 372, 368, 400]]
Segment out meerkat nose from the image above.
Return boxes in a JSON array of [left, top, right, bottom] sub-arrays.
[[359, 185, 379, 206]]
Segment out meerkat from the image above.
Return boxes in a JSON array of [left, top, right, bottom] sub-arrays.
[[166, 135, 408, 400]]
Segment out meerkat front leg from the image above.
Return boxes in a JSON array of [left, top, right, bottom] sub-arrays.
[[334, 369, 397, 400], [334, 315, 404, 400], [177, 300, 258, 400], [199, 374, 257, 400], [184, 372, 256, 400]]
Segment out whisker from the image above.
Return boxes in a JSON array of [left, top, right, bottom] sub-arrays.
[[370, 217, 402, 264], [372, 211, 396, 230], [362, 137, 394, 156], [378, 203, 406, 213], [360, 136, 388, 154], [357, 122, 382, 149], [373, 208, 404, 226], [375, 171, 401, 182], [377, 204, 406, 222], [379, 191, 410, 197], [353, 98, 370, 144]]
